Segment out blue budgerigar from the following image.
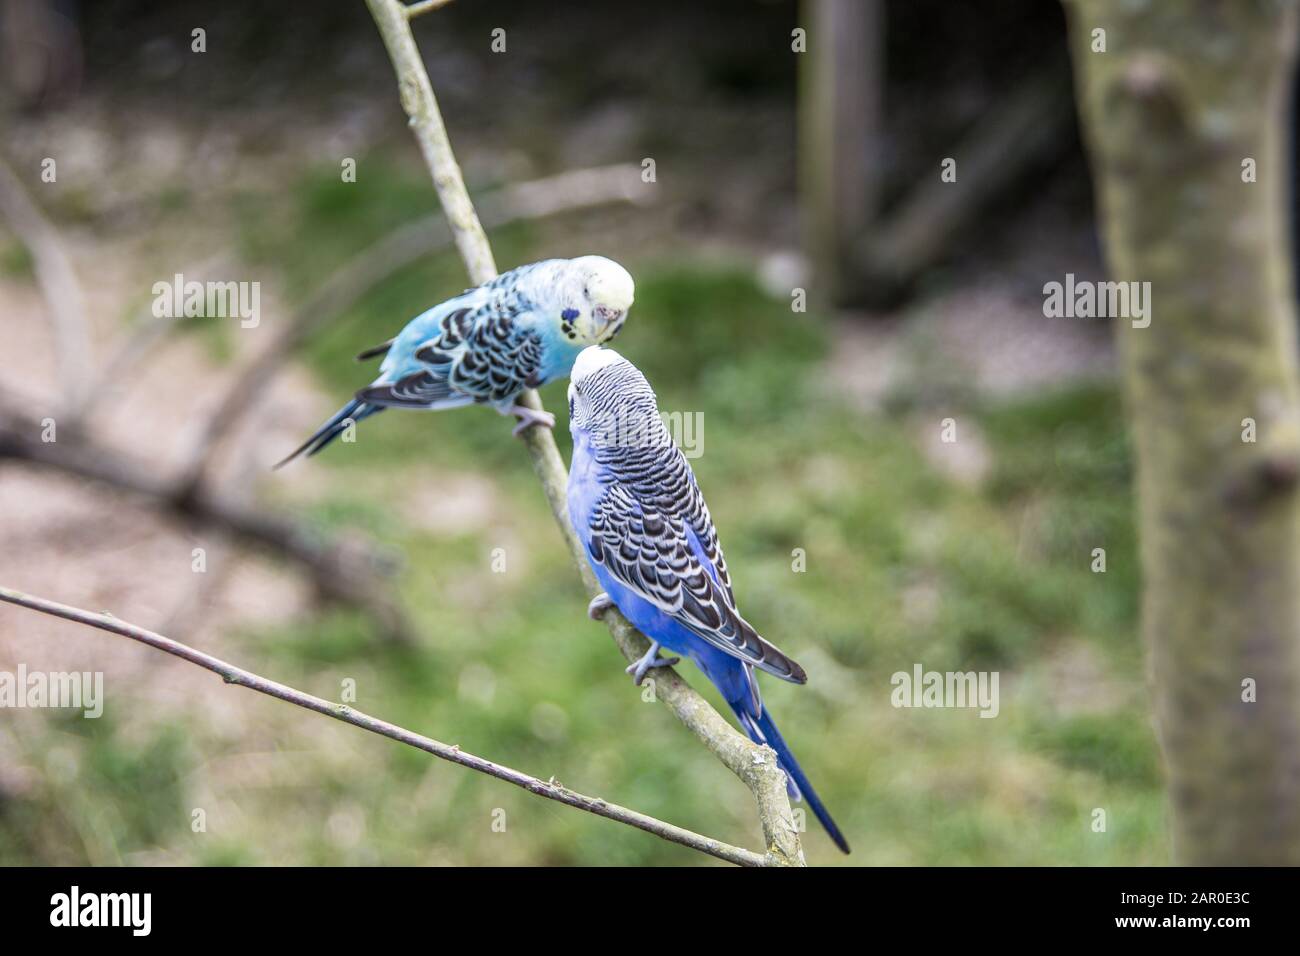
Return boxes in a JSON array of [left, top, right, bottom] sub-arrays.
[[566, 347, 850, 854], [276, 256, 635, 466]]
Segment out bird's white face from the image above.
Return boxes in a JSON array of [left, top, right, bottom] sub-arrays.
[[567, 345, 627, 432], [557, 256, 634, 346]]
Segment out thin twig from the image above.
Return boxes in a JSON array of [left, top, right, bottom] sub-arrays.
[[364, 0, 805, 865], [0, 585, 768, 867]]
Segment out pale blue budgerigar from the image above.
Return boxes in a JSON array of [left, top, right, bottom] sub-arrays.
[[566, 347, 850, 854], [276, 256, 634, 466]]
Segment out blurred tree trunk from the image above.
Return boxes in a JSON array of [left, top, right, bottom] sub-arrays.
[[798, 0, 881, 305], [1065, 0, 1300, 864]]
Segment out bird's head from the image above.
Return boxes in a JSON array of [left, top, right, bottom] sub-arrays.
[[568, 346, 663, 448], [555, 256, 634, 347]]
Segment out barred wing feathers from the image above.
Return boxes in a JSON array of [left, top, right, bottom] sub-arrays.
[[586, 480, 807, 685]]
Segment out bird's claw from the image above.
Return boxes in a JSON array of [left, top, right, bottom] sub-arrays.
[[625, 641, 679, 685], [507, 405, 556, 437], [587, 592, 615, 620]]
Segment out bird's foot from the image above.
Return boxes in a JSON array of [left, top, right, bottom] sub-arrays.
[[625, 640, 680, 685], [505, 404, 556, 437], [587, 592, 615, 620]]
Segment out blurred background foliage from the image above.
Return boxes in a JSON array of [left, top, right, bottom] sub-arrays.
[[0, 0, 1164, 865]]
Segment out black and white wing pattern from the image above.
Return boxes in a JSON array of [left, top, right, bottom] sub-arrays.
[[586, 444, 807, 684], [439, 310, 545, 403], [355, 368, 471, 409], [358, 265, 548, 410]]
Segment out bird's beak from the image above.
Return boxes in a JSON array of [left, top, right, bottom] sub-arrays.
[[593, 305, 623, 336]]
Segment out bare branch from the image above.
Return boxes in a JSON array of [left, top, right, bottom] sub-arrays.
[[367, 0, 496, 284], [364, 0, 805, 865], [0, 409, 415, 643], [0, 584, 768, 867], [0, 150, 92, 417]]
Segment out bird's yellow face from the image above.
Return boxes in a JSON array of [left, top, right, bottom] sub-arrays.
[[558, 256, 634, 346]]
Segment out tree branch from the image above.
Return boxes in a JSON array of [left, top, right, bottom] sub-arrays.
[[364, 0, 805, 865], [0, 584, 768, 867], [0, 409, 414, 642]]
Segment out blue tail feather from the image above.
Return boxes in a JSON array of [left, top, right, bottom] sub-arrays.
[[734, 701, 850, 854], [274, 399, 383, 469]]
